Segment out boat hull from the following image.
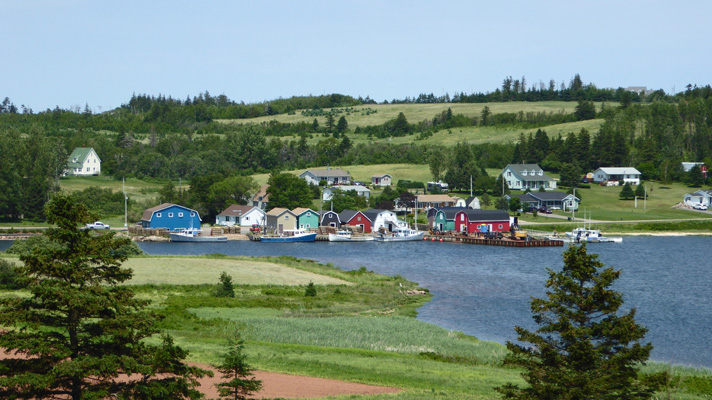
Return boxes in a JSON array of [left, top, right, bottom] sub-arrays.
[[374, 231, 424, 242], [170, 233, 227, 242], [328, 233, 375, 242], [261, 233, 317, 242]]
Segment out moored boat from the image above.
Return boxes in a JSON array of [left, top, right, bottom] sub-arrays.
[[260, 229, 317, 242], [328, 231, 375, 242], [374, 227, 424, 242], [170, 228, 227, 242], [548, 227, 622, 243]]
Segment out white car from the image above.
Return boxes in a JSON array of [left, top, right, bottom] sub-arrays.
[[85, 221, 110, 229], [692, 204, 708, 211]]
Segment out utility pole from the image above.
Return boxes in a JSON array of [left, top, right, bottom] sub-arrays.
[[123, 177, 128, 228]]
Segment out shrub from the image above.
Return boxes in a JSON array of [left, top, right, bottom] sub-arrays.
[[304, 282, 317, 297], [0, 259, 24, 290], [215, 271, 235, 298]]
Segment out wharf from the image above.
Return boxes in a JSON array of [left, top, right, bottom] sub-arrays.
[[424, 234, 563, 247]]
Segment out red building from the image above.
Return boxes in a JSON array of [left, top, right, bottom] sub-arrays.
[[454, 210, 511, 234], [338, 210, 372, 233]]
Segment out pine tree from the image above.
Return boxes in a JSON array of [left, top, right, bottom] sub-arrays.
[[619, 182, 635, 200], [496, 244, 663, 400], [216, 271, 235, 298], [214, 332, 262, 400], [0, 194, 209, 399]]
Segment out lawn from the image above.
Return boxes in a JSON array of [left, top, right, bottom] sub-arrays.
[[58, 175, 176, 203]]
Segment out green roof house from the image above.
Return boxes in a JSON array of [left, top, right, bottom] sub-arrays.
[[64, 147, 101, 176]]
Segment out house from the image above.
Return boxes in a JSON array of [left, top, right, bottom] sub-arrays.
[[452, 197, 466, 208], [319, 210, 341, 228], [684, 189, 712, 207], [501, 164, 557, 191], [416, 194, 457, 209], [431, 207, 464, 232], [215, 205, 265, 228], [299, 168, 351, 186], [251, 185, 270, 210], [265, 208, 297, 233], [64, 147, 101, 176], [681, 162, 705, 172], [141, 203, 201, 231], [465, 196, 480, 209], [507, 192, 580, 211], [322, 186, 371, 201], [592, 167, 641, 185], [292, 208, 319, 230], [338, 210, 372, 233], [362, 209, 404, 232], [371, 174, 392, 187], [454, 210, 511, 234]]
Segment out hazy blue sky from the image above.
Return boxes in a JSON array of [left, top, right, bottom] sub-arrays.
[[2, 0, 710, 112]]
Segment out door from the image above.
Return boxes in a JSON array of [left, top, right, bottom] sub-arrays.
[[278, 224, 283, 234]]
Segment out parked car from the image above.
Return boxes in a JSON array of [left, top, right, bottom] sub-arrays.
[[85, 221, 110, 229], [550, 206, 562, 211], [538, 207, 552, 214], [693, 204, 708, 211]]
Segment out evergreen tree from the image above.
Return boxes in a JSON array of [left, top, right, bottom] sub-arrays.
[[444, 141, 479, 191], [336, 116, 348, 133], [214, 332, 262, 400], [0, 194, 208, 399], [619, 182, 635, 200], [634, 183, 646, 199], [216, 271, 235, 298], [304, 281, 317, 297], [496, 244, 663, 400]]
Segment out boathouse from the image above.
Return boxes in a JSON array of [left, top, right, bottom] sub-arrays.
[[293, 208, 319, 230], [454, 210, 511, 234], [215, 204, 266, 227], [319, 210, 341, 228], [338, 210, 372, 233], [266, 208, 297, 233], [432, 207, 463, 232], [141, 203, 202, 231]]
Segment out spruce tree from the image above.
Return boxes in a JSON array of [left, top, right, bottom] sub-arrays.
[[496, 244, 663, 400], [214, 332, 262, 400], [0, 194, 209, 399], [619, 182, 635, 200]]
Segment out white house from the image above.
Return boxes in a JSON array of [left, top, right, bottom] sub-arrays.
[[682, 162, 705, 172], [501, 164, 557, 191], [322, 185, 370, 201], [592, 167, 641, 185], [465, 196, 480, 209], [299, 168, 351, 186], [684, 189, 712, 207], [362, 209, 406, 232], [64, 147, 101, 176], [215, 204, 266, 228], [371, 174, 392, 187]]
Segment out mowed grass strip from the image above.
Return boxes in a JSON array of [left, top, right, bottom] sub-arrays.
[[123, 257, 352, 286]]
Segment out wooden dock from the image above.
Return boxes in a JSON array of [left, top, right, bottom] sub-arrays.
[[423, 234, 563, 247]]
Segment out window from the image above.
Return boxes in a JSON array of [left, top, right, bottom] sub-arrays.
[[460, 214, 465, 221], [178, 212, 184, 217], [285, 215, 289, 220], [156, 213, 162, 218], [357, 216, 361, 221], [499, 224, 503, 229], [507, 171, 511, 177], [168, 213, 174, 218], [190, 212, 195, 217]]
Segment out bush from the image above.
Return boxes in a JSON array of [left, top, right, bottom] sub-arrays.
[[0, 259, 24, 289], [215, 271, 235, 298], [304, 281, 317, 297], [397, 180, 425, 189]]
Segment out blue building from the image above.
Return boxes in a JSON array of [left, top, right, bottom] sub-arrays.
[[141, 203, 202, 231]]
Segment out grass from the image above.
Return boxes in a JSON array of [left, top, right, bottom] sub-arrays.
[[58, 175, 174, 203], [123, 255, 353, 286], [3, 253, 711, 399], [216, 101, 590, 128]]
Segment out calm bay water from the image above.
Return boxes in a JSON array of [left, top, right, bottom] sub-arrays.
[[3, 237, 710, 368]]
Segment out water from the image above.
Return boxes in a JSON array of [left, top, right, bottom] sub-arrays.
[[3, 237, 711, 368]]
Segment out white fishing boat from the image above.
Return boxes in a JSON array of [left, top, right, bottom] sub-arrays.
[[170, 228, 227, 242], [563, 227, 622, 243], [328, 231, 375, 242], [374, 227, 424, 242]]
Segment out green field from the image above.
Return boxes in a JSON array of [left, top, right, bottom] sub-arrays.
[[216, 101, 591, 128], [2, 253, 711, 399]]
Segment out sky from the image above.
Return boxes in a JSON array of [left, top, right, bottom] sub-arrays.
[[2, 0, 711, 112]]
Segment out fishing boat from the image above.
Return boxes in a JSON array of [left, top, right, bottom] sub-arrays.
[[260, 229, 317, 242], [170, 228, 227, 242], [328, 230, 375, 242], [374, 227, 424, 242], [563, 227, 622, 243]]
